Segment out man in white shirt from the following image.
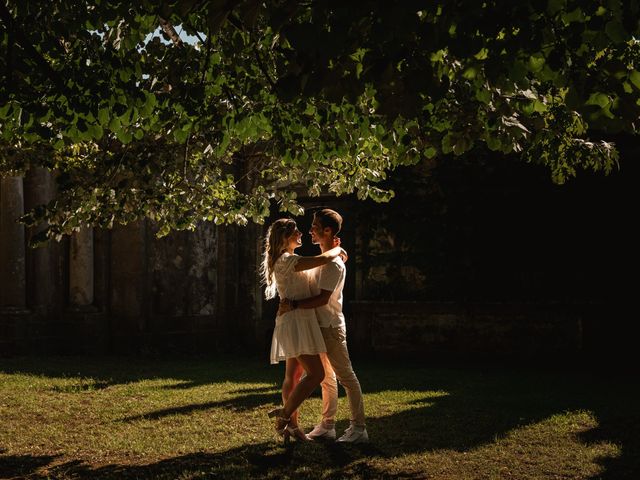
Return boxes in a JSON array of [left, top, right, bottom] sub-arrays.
[[279, 209, 368, 443]]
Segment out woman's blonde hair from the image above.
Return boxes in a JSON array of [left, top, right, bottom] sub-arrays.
[[261, 218, 297, 299]]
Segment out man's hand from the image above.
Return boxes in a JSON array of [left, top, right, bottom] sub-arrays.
[[278, 298, 293, 316]]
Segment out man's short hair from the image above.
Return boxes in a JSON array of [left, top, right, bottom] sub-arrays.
[[314, 208, 343, 235]]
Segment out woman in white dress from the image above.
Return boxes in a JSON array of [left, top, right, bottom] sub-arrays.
[[261, 218, 346, 441]]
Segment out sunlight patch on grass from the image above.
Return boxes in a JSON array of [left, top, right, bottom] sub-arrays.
[[1, 358, 637, 480], [364, 389, 448, 417], [358, 410, 622, 480]]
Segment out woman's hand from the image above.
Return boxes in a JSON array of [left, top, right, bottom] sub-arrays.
[[331, 237, 347, 262], [278, 298, 293, 316]]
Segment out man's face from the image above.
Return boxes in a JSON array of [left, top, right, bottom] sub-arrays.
[[309, 218, 327, 245]]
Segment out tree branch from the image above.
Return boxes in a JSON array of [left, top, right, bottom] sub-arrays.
[[200, 28, 213, 86], [253, 46, 276, 89], [158, 17, 184, 47]]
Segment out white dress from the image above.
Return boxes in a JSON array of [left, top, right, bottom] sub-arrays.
[[270, 252, 327, 364]]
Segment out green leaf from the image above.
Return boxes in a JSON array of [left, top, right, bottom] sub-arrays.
[[453, 136, 472, 155], [476, 88, 491, 104], [441, 133, 454, 154], [142, 93, 157, 116], [109, 116, 121, 132], [586, 92, 611, 108], [462, 66, 477, 80], [486, 135, 502, 151], [157, 224, 171, 237], [533, 100, 547, 113], [173, 126, 190, 143], [98, 108, 110, 126], [0, 102, 12, 119], [424, 146, 437, 159], [561, 8, 583, 24], [119, 108, 133, 126], [92, 124, 104, 140], [528, 54, 545, 73], [115, 128, 132, 144], [629, 71, 640, 91], [547, 0, 566, 15], [604, 20, 627, 43]]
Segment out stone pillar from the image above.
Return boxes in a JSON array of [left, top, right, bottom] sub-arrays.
[[216, 224, 240, 347], [65, 225, 102, 355], [69, 226, 94, 307], [0, 176, 26, 309], [215, 224, 229, 333], [110, 220, 148, 352], [24, 167, 56, 310], [237, 221, 262, 349]]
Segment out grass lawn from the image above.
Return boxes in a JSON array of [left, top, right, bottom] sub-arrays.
[[0, 355, 638, 479]]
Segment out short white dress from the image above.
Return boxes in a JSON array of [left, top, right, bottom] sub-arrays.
[[270, 252, 327, 364]]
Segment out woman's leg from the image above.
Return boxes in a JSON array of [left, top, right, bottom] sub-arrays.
[[281, 354, 324, 419], [282, 358, 304, 427]]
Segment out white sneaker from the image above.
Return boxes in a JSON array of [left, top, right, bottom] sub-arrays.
[[306, 422, 336, 441], [337, 425, 369, 443]]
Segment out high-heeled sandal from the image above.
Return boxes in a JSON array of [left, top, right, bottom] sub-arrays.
[[267, 407, 291, 435], [285, 425, 310, 442]]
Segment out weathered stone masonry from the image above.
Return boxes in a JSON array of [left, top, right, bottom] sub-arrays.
[[2, 156, 633, 358], [0, 171, 264, 355]]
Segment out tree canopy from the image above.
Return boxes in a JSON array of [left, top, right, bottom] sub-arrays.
[[1, 0, 639, 241]]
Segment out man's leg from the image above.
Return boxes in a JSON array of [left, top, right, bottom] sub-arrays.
[[306, 344, 339, 440], [319, 352, 338, 424], [325, 325, 367, 442]]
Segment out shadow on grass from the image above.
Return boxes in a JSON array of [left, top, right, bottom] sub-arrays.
[[0, 443, 404, 480], [120, 392, 280, 422], [361, 363, 640, 479], [116, 362, 640, 478], [0, 355, 278, 391], [2, 357, 639, 479], [578, 381, 640, 480], [0, 452, 60, 479], [228, 385, 278, 395]]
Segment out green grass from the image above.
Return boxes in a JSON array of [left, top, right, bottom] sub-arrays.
[[0, 356, 638, 479]]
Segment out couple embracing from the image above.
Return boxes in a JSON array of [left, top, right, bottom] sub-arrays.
[[261, 209, 368, 443]]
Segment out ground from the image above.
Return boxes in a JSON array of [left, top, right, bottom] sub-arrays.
[[0, 355, 638, 479]]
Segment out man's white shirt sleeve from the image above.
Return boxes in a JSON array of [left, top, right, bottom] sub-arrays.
[[317, 261, 343, 292]]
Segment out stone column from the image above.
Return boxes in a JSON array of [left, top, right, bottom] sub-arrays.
[[69, 226, 94, 307], [216, 224, 238, 342], [0, 176, 26, 309], [110, 220, 148, 351], [24, 167, 56, 310], [215, 225, 227, 335]]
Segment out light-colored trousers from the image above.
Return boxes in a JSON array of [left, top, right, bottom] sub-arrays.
[[319, 325, 366, 427]]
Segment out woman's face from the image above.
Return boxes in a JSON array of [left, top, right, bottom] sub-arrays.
[[286, 226, 303, 250]]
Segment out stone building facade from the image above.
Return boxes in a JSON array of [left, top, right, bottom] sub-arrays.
[[1, 147, 635, 359], [0, 169, 266, 356]]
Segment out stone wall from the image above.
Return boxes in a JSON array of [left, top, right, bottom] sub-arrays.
[[1, 146, 635, 359], [0, 170, 263, 355], [348, 301, 584, 359]]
